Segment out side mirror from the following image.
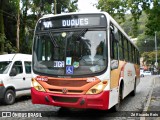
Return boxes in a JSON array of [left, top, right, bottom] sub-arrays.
[[111, 60, 119, 70], [9, 68, 17, 76]]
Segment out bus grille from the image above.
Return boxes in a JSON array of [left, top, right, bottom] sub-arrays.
[[49, 89, 83, 94], [46, 79, 87, 87]]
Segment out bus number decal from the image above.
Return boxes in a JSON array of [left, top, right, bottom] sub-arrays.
[[54, 61, 65, 67], [36, 76, 48, 82], [87, 78, 96, 82], [43, 21, 53, 28]]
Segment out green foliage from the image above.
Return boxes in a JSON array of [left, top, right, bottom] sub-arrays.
[[141, 50, 160, 66], [1, 0, 78, 54], [97, 0, 126, 21], [97, 0, 160, 38], [145, 0, 160, 35], [4, 40, 17, 53], [0, 33, 6, 43]]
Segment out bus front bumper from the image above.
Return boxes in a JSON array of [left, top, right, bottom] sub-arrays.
[[31, 87, 110, 110]]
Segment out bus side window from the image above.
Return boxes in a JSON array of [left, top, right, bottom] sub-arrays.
[[123, 38, 128, 61], [110, 24, 118, 60], [110, 24, 119, 70], [119, 32, 124, 60]]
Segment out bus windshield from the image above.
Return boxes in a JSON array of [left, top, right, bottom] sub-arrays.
[[33, 29, 107, 76]]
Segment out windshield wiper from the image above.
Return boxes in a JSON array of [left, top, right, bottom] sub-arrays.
[[49, 32, 58, 47], [75, 28, 88, 41]]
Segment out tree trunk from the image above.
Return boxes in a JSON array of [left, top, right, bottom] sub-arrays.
[[16, 0, 20, 52], [0, 0, 5, 53], [16, 10, 20, 52], [54, 0, 57, 14], [57, 1, 62, 14]]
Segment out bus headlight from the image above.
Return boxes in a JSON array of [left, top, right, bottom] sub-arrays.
[[31, 78, 45, 92], [86, 80, 108, 94]]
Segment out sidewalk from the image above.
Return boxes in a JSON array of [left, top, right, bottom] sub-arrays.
[[148, 76, 160, 112], [142, 76, 160, 120]]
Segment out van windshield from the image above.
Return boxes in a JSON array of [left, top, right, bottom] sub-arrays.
[[0, 61, 12, 74]]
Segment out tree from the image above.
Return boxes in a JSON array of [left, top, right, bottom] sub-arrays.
[[141, 50, 160, 68], [97, 0, 127, 22], [20, 0, 32, 53], [0, 0, 6, 54], [145, 0, 160, 35], [15, 0, 20, 52], [30, 0, 78, 19], [97, 0, 151, 37], [0, 0, 79, 54]]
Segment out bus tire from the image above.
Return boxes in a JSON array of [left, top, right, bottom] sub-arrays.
[[4, 89, 15, 105], [112, 85, 123, 112], [131, 80, 136, 96]]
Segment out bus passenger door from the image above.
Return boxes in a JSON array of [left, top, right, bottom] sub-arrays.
[[110, 23, 119, 89]]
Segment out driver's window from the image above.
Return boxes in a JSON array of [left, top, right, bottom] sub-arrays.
[[12, 61, 23, 74]]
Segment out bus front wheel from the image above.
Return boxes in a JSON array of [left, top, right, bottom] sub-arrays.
[[131, 80, 136, 96], [112, 85, 123, 112]]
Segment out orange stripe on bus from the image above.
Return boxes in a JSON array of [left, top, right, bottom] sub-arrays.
[[36, 76, 101, 95], [110, 61, 126, 88]]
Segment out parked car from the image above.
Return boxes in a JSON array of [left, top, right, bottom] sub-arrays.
[[140, 71, 152, 77], [0, 53, 32, 105]]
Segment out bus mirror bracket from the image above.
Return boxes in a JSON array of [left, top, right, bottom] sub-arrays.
[[111, 60, 119, 70]]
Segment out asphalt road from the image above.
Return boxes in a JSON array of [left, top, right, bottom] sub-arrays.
[[0, 76, 157, 120]]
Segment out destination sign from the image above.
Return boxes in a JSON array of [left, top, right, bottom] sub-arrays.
[[62, 18, 89, 27], [36, 14, 107, 31]]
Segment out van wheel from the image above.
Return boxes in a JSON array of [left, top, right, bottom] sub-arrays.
[[4, 89, 15, 105], [112, 86, 122, 112]]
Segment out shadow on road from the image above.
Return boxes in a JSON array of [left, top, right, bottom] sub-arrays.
[[0, 95, 31, 106], [41, 107, 137, 120]]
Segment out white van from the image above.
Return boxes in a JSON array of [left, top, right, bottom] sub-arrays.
[[0, 53, 32, 105]]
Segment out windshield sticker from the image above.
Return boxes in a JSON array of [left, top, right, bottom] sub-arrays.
[[62, 32, 66, 37], [73, 62, 79, 68], [36, 76, 48, 82], [54, 61, 65, 67], [66, 57, 72, 65], [66, 66, 74, 74]]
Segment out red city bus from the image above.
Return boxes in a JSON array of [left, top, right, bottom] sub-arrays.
[[31, 12, 140, 111]]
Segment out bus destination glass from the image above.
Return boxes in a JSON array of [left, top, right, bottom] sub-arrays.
[[36, 14, 107, 31]]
